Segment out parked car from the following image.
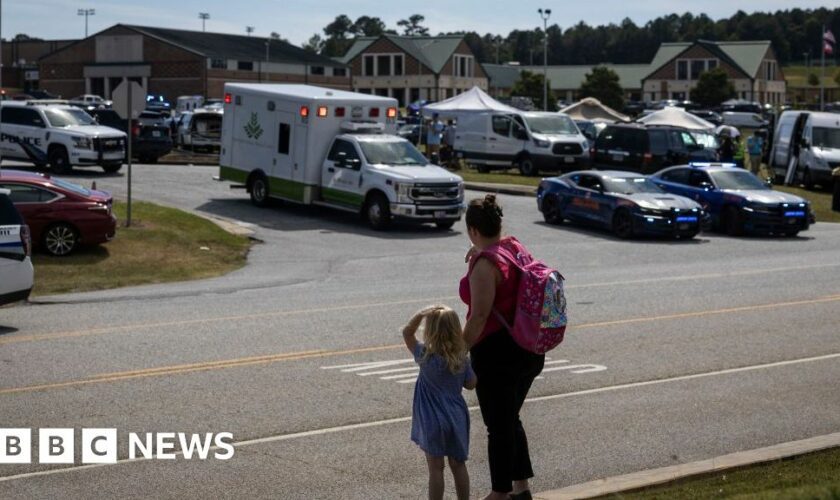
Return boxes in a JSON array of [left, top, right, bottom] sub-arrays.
[[145, 94, 172, 113], [0, 189, 34, 306], [71, 94, 112, 108], [573, 119, 608, 143], [650, 163, 814, 236], [689, 110, 723, 126], [173, 112, 193, 147], [136, 111, 167, 127], [87, 109, 173, 163], [397, 123, 427, 145], [537, 170, 707, 239], [182, 107, 222, 152], [721, 111, 768, 129], [0, 170, 117, 255], [592, 124, 713, 174]]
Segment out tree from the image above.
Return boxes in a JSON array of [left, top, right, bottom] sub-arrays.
[[352, 16, 387, 37], [579, 66, 624, 110], [321, 15, 355, 57], [303, 34, 324, 53], [397, 14, 429, 36], [511, 70, 555, 110], [808, 73, 820, 86], [690, 68, 736, 107]]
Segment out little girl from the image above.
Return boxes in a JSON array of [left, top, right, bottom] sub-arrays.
[[403, 305, 477, 500]]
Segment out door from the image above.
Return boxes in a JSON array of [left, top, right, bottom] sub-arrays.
[[567, 174, 608, 223], [489, 115, 521, 162], [0, 183, 62, 241], [321, 138, 364, 208], [273, 112, 295, 182], [0, 107, 49, 163], [0, 194, 27, 295]]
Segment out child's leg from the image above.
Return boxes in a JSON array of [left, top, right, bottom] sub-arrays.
[[425, 453, 445, 500], [447, 457, 470, 500]]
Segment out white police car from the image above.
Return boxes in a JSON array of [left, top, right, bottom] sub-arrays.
[[0, 188, 34, 306]]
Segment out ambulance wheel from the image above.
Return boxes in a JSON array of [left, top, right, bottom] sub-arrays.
[[48, 146, 72, 175], [249, 174, 270, 208], [364, 194, 391, 230]]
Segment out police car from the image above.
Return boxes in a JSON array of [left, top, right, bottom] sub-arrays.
[[651, 163, 814, 236], [0, 189, 34, 307], [0, 101, 127, 174]]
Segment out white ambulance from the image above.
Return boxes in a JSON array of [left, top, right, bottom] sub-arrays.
[[219, 84, 465, 230]]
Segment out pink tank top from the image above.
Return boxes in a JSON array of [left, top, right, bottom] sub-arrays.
[[459, 236, 529, 345]]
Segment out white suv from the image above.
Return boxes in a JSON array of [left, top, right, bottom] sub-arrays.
[[0, 101, 127, 174], [0, 189, 34, 307]]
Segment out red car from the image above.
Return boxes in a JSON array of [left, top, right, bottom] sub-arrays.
[[0, 169, 116, 256]]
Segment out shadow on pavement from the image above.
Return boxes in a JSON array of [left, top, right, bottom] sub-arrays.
[[534, 220, 710, 245], [0, 326, 20, 337], [197, 198, 463, 241]]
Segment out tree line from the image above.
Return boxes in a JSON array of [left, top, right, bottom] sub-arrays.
[[306, 8, 840, 66]]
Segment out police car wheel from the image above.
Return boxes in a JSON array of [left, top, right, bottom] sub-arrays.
[[49, 147, 71, 175], [542, 196, 563, 225], [436, 221, 455, 230], [249, 175, 270, 208], [723, 206, 745, 236], [102, 163, 122, 174], [44, 223, 78, 256], [365, 194, 391, 231], [612, 210, 634, 239]]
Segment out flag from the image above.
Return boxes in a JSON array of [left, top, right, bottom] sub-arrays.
[[824, 29, 836, 44], [825, 41, 834, 55]]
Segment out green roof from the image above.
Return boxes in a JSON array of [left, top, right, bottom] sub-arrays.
[[649, 43, 691, 71], [644, 40, 773, 80], [339, 34, 465, 74]]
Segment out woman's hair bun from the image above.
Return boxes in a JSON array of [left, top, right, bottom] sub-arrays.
[[482, 194, 503, 219]]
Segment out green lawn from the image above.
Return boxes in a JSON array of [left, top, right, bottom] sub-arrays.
[[32, 201, 251, 296], [600, 446, 840, 500], [457, 168, 840, 223], [784, 65, 839, 89]]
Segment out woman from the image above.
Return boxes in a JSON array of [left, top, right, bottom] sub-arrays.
[[460, 194, 545, 500]]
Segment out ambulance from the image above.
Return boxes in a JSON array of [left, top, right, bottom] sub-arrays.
[[219, 84, 465, 230]]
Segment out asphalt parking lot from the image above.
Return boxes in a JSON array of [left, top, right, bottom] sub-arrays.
[[1, 163, 839, 499]]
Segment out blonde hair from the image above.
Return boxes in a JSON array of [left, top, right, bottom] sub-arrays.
[[421, 306, 468, 374]]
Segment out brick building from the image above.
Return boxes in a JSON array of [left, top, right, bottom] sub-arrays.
[[38, 24, 350, 101], [642, 40, 786, 105], [1, 38, 76, 93], [337, 34, 489, 106]]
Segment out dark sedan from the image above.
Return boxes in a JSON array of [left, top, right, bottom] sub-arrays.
[[651, 163, 814, 236], [0, 170, 117, 255], [537, 170, 708, 239], [88, 109, 173, 163]]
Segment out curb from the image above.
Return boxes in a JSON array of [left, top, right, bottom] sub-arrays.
[[534, 432, 840, 499], [463, 182, 536, 197]]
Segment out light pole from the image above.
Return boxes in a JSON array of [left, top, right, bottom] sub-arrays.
[[77, 8, 95, 38], [494, 35, 502, 64], [265, 32, 279, 83], [198, 12, 209, 32], [246, 26, 254, 37], [537, 8, 551, 111]]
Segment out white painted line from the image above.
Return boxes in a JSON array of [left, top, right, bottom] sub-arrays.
[[322, 359, 413, 372], [397, 378, 418, 385], [2, 351, 837, 483], [542, 364, 608, 374], [544, 360, 570, 366], [358, 367, 419, 376], [380, 373, 421, 380]]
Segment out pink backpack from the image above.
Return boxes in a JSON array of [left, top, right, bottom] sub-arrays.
[[482, 240, 567, 354]]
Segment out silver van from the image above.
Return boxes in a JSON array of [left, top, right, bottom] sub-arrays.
[[770, 111, 840, 188]]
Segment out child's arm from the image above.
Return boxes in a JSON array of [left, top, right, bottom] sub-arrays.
[[401, 312, 424, 354]]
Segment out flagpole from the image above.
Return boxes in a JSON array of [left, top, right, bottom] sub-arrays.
[[821, 25, 826, 111]]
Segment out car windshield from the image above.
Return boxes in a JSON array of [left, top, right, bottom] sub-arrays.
[[710, 170, 769, 190], [359, 140, 428, 166], [812, 127, 840, 149], [603, 177, 664, 194], [524, 115, 578, 135], [691, 131, 719, 149], [49, 177, 92, 197], [43, 108, 96, 127]]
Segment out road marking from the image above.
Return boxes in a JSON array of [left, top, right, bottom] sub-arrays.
[[8, 264, 839, 346], [1, 351, 837, 483], [359, 367, 418, 376], [3, 294, 839, 395], [542, 364, 608, 374], [381, 372, 421, 380]]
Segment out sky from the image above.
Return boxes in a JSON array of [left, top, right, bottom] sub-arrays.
[[3, 0, 838, 46]]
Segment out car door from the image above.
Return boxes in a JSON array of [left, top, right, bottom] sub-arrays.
[[653, 167, 692, 197], [569, 174, 608, 224], [0, 183, 62, 241], [1, 107, 49, 163], [686, 169, 721, 212], [489, 115, 521, 162], [0, 194, 28, 296], [321, 138, 363, 208]]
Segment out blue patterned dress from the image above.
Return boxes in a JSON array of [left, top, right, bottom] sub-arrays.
[[410, 343, 474, 462]]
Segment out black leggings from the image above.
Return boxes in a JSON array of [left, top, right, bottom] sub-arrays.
[[471, 330, 545, 493]]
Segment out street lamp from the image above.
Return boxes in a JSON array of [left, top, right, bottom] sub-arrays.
[[494, 35, 502, 65], [264, 32, 280, 82], [199, 12, 210, 32], [537, 8, 551, 111], [246, 26, 254, 37], [78, 8, 95, 38]]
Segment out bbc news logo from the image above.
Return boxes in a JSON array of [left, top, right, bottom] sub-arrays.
[[0, 429, 234, 464]]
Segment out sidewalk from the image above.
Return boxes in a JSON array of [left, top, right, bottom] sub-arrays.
[[535, 432, 840, 499]]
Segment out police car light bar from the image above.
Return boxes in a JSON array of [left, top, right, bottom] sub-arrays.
[[689, 162, 737, 168]]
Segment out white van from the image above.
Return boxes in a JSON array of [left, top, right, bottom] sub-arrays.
[[454, 111, 590, 176], [770, 111, 840, 188], [0, 101, 126, 174], [721, 111, 768, 129], [219, 84, 465, 230], [176, 95, 204, 115]]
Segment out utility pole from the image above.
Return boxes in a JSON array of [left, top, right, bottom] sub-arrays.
[[77, 8, 95, 38], [538, 8, 551, 111], [199, 12, 210, 32]]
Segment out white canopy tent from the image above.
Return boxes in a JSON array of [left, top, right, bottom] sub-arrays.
[[421, 86, 520, 118], [559, 97, 629, 123], [636, 106, 716, 131]]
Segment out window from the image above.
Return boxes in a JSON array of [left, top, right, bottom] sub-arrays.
[[0, 194, 23, 225], [310, 66, 324, 75], [210, 59, 226, 69], [648, 130, 669, 155], [766, 61, 776, 80], [691, 60, 705, 80], [327, 139, 361, 167], [453, 55, 474, 78], [577, 175, 603, 192], [376, 55, 391, 76], [363, 55, 375, 76], [677, 60, 688, 80], [492, 115, 511, 136], [393, 55, 403, 76], [277, 123, 291, 155], [707, 59, 717, 70], [357, 88, 371, 94], [1, 107, 45, 127], [237, 61, 254, 71], [660, 168, 690, 185], [688, 170, 712, 188], [1, 184, 58, 203], [333, 67, 347, 77]]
